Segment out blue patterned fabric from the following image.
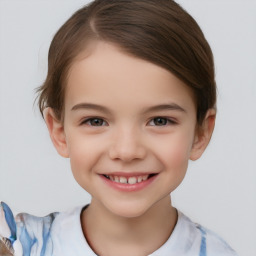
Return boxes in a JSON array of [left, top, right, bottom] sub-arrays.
[[1, 202, 17, 244], [199, 226, 207, 256], [0, 202, 238, 256]]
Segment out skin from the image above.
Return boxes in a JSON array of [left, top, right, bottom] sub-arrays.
[[44, 41, 215, 256]]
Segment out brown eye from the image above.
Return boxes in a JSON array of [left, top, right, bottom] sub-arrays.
[[152, 117, 168, 126], [148, 117, 176, 126], [82, 118, 107, 126]]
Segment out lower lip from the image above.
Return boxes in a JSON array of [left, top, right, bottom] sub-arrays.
[[100, 174, 158, 192]]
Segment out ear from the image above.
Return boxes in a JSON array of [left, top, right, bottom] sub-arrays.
[[43, 108, 69, 158], [190, 109, 216, 161]]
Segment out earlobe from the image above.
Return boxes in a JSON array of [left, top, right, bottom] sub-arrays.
[[190, 109, 216, 161], [43, 108, 69, 158]]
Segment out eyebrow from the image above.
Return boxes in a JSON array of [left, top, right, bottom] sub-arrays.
[[71, 103, 111, 114], [142, 103, 186, 114], [71, 102, 186, 114]]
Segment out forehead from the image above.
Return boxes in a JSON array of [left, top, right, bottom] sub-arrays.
[[65, 41, 196, 112]]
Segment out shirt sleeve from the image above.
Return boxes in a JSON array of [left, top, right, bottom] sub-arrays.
[[201, 225, 239, 256]]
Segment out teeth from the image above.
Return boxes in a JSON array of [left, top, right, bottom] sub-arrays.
[[128, 177, 137, 185], [120, 177, 127, 183], [106, 174, 151, 184], [142, 175, 148, 181], [137, 176, 143, 182]]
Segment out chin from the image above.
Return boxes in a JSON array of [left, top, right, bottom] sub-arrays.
[[104, 200, 155, 219]]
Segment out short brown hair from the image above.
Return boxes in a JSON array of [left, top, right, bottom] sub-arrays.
[[37, 0, 216, 124]]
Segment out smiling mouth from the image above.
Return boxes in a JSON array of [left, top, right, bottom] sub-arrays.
[[102, 174, 157, 185]]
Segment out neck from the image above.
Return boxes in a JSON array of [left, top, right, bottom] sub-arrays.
[[81, 196, 177, 256]]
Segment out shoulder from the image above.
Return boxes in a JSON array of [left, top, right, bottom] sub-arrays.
[[178, 211, 238, 256], [16, 210, 59, 238], [199, 225, 238, 256], [15, 210, 59, 255], [0, 201, 60, 255], [1, 202, 88, 256]]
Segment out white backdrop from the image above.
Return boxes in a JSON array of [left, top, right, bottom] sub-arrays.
[[0, 1, 255, 255]]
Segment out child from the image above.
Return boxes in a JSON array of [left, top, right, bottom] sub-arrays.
[[0, 0, 238, 255]]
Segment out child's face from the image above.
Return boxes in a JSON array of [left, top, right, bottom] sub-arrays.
[[47, 42, 209, 218]]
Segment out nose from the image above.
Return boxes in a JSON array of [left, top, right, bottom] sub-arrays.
[[108, 127, 147, 162]]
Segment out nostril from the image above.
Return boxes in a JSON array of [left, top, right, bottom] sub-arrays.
[[108, 143, 147, 162]]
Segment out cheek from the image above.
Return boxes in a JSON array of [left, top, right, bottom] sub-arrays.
[[165, 145, 190, 171], [157, 138, 192, 192], [66, 131, 98, 160], [65, 134, 99, 184], [160, 133, 193, 157], [154, 132, 194, 172], [65, 131, 110, 181]]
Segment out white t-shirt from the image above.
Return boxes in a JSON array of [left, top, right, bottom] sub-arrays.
[[0, 202, 238, 256]]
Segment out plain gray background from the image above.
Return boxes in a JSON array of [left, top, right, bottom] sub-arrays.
[[0, 1, 255, 255]]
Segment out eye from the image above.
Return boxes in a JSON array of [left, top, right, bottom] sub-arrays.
[[148, 117, 176, 126], [81, 118, 107, 126]]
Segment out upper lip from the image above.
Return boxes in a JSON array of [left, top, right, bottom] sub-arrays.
[[99, 172, 158, 177]]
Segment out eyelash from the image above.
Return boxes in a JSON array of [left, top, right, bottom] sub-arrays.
[[148, 117, 177, 126], [80, 117, 108, 126], [80, 117, 177, 127]]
